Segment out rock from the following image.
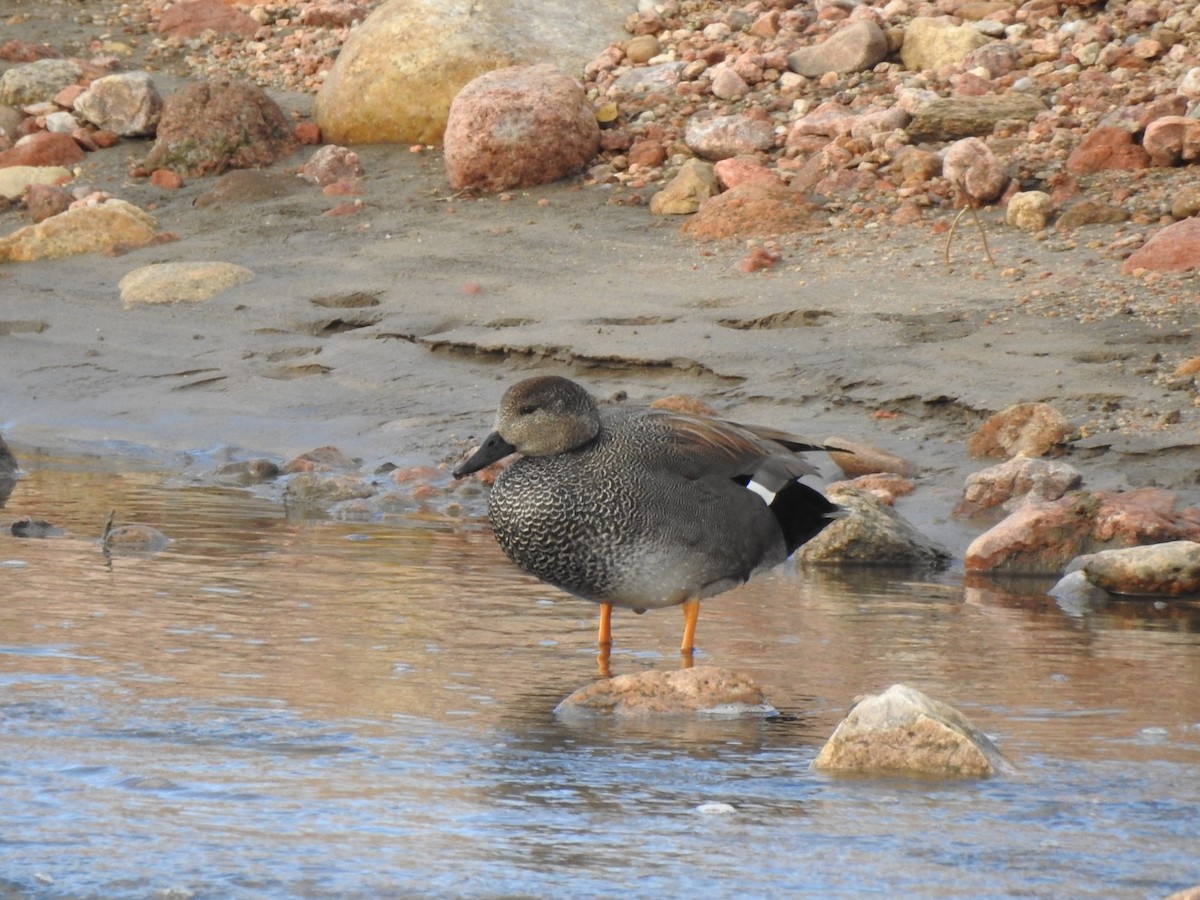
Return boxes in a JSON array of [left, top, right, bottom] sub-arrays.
[[157, 0, 260, 38], [905, 93, 1046, 143], [812, 684, 1014, 778], [682, 181, 824, 241], [824, 437, 915, 478], [0, 165, 72, 200], [0, 41, 63, 63], [611, 61, 688, 95], [0, 199, 157, 262], [786, 102, 856, 141], [1141, 116, 1200, 167], [24, 182, 73, 222], [72, 71, 162, 137], [214, 459, 281, 486], [1005, 190, 1051, 232], [684, 113, 776, 161], [0, 131, 84, 168], [298, 145, 363, 186], [1170, 186, 1200, 220], [283, 446, 360, 473], [624, 35, 660, 65], [1120, 218, 1200, 275], [1057, 199, 1129, 228], [101, 521, 171, 555], [709, 65, 751, 101], [943, 136, 1008, 205], [900, 18, 993, 72], [553, 666, 777, 718], [298, 2, 369, 28], [1163, 886, 1200, 900], [800, 485, 951, 567], [143, 80, 297, 177], [953, 457, 1083, 518], [1048, 569, 1112, 613], [0, 433, 17, 476], [119, 261, 255, 307], [0, 58, 83, 106], [443, 64, 599, 193], [964, 487, 1200, 575], [786, 20, 888, 77], [712, 156, 780, 191], [1066, 126, 1151, 175], [967, 402, 1070, 459], [649, 158, 718, 215], [193, 169, 305, 208], [627, 139, 666, 169], [1068, 541, 1200, 597], [10, 517, 64, 538], [283, 472, 374, 509], [314, 0, 629, 145]]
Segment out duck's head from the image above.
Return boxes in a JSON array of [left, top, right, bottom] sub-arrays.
[[452, 376, 601, 477]]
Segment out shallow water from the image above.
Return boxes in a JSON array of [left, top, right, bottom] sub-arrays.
[[2, 451, 1199, 899]]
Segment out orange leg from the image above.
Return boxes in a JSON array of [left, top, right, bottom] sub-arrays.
[[597, 602, 613, 648], [680, 597, 700, 666]]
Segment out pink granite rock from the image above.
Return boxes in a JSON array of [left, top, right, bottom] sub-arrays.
[[1066, 126, 1150, 174], [444, 64, 599, 193], [1121, 218, 1200, 274]]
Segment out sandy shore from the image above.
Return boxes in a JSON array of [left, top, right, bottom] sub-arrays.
[[2, 3, 1198, 549]]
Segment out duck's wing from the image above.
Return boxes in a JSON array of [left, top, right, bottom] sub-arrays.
[[638, 409, 825, 486]]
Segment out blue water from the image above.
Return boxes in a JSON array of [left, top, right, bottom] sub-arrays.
[[2, 454, 1199, 899]]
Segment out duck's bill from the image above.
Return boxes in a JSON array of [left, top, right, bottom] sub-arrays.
[[452, 431, 517, 478]]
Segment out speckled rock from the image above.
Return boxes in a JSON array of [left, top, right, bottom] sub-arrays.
[[685, 113, 776, 161], [905, 93, 1046, 142], [554, 666, 777, 718], [444, 64, 598, 193], [813, 684, 1014, 778], [943, 137, 1009, 205], [1142, 116, 1200, 167], [1066, 126, 1150, 175]]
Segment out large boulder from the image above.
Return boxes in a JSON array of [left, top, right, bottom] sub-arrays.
[[314, 0, 634, 145], [443, 64, 599, 192]]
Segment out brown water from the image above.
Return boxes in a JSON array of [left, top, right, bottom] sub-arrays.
[[2, 450, 1199, 899]]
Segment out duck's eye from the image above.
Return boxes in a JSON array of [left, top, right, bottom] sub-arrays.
[[518, 404, 538, 416]]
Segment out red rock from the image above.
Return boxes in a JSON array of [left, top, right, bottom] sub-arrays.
[[54, 84, 85, 108], [294, 121, 322, 145], [23, 182, 73, 222], [149, 168, 184, 189], [786, 20, 888, 77], [322, 200, 364, 216], [444, 64, 600, 193], [713, 156, 779, 190], [1141, 115, 1200, 167], [298, 2, 368, 28], [681, 181, 825, 241], [967, 402, 1071, 459], [627, 139, 666, 168], [0, 131, 84, 168], [299, 144, 362, 186], [1066, 126, 1150, 175], [736, 245, 782, 272], [0, 41, 63, 62], [158, 0, 259, 38], [1120, 218, 1200, 274], [143, 80, 298, 177], [964, 488, 1200, 575]]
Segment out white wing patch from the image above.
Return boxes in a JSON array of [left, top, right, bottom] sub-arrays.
[[746, 478, 776, 504]]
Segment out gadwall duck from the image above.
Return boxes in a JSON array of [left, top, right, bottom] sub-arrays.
[[453, 376, 839, 667]]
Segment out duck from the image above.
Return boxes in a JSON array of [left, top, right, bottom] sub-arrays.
[[452, 375, 840, 668]]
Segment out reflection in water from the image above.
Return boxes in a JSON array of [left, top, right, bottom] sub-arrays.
[[1, 454, 1199, 898]]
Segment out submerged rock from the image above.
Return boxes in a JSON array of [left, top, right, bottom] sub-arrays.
[[812, 683, 1015, 778], [554, 666, 777, 718]]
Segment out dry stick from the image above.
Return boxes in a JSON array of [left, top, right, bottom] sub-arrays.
[[944, 207, 997, 269]]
